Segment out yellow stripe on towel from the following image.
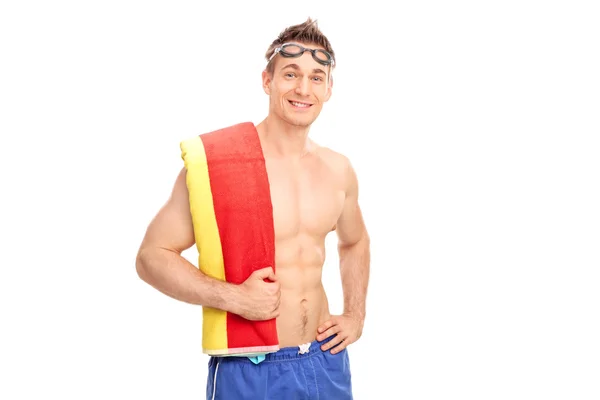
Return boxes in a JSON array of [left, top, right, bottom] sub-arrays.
[[180, 136, 227, 352]]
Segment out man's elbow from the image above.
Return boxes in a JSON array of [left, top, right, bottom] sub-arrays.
[[360, 231, 370, 247], [339, 231, 370, 252], [358, 234, 371, 255], [135, 247, 151, 282]]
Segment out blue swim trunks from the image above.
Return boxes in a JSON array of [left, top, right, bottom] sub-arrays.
[[206, 336, 353, 399]]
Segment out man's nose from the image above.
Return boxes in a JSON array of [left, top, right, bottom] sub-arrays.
[[295, 77, 310, 96]]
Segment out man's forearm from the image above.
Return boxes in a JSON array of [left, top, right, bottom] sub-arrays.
[[339, 235, 370, 321], [136, 247, 239, 312]]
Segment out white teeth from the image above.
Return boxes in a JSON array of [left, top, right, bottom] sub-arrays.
[[291, 101, 310, 108]]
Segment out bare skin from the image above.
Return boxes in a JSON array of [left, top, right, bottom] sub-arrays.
[[136, 41, 370, 354], [260, 133, 347, 346]]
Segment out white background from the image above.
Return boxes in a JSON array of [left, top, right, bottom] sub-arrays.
[[1, 0, 599, 399]]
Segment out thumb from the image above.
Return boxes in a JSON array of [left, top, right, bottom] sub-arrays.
[[253, 266, 276, 281]]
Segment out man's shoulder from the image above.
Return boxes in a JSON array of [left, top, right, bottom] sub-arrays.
[[316, 144, 352, 173], [314, 144, 360, 194]]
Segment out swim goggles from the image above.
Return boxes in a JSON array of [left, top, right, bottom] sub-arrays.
[[269, 43, 335, 67]]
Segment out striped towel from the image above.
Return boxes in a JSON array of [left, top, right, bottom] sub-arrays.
[[180, 122, 279, 356]]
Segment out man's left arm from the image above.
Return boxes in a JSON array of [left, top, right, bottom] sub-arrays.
[[318, 158, 371, 354]]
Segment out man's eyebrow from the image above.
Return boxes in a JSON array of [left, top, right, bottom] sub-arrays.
[[280, 63, 327, 75], [281, 63, 300, 71]]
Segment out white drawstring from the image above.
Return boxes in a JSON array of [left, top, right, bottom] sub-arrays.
[[211, 360, 220, 400]]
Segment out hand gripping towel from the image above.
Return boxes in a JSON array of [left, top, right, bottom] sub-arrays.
[[179, 122, 280, 356]]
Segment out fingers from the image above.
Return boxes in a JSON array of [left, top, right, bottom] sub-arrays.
[[330, 338, 348, 355], [317, 319, 335, 335], [267, 279, 281, 296], [321, 333, 345, 352], [273, 293, 281, 312], [317, 323, 341, 342], [317, 317, 353, 353], [269, 306, 280, 319], [268, 286, 281, 319], [253, 266, 276, 281], [266, 267, 277, 281]]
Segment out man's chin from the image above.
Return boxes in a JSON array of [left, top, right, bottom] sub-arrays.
[[288, 119, 312, 128], [284, 113, 318, 128]]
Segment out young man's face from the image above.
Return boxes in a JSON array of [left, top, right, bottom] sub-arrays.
[[262, 42, 333, 128]]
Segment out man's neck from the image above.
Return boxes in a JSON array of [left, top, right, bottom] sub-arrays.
[[256, 115, 314, 159]]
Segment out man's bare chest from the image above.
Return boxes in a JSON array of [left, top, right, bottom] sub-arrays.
[[265, 160, 345, 238]]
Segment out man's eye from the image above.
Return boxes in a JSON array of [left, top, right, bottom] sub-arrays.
[[313, 76, 324, 82], [285, 73, 296, 78]]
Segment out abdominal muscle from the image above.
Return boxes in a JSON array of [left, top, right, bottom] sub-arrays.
[[274, 235, 332, 348]]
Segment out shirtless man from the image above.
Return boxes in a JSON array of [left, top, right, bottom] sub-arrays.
[[135, 18, 370, 399]]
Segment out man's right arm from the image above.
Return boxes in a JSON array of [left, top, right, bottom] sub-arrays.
[[135, 167, 240, 311]]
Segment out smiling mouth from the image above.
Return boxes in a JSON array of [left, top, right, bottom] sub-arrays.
[[288, 100, 313, 108]]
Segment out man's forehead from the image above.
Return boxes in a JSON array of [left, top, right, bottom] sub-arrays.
[[280, 62, 327, 75]]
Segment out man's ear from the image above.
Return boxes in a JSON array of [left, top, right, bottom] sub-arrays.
[[262, 70, 272, 95]]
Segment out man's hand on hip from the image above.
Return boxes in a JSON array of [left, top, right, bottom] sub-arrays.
[[316, 313, 364, 354]]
